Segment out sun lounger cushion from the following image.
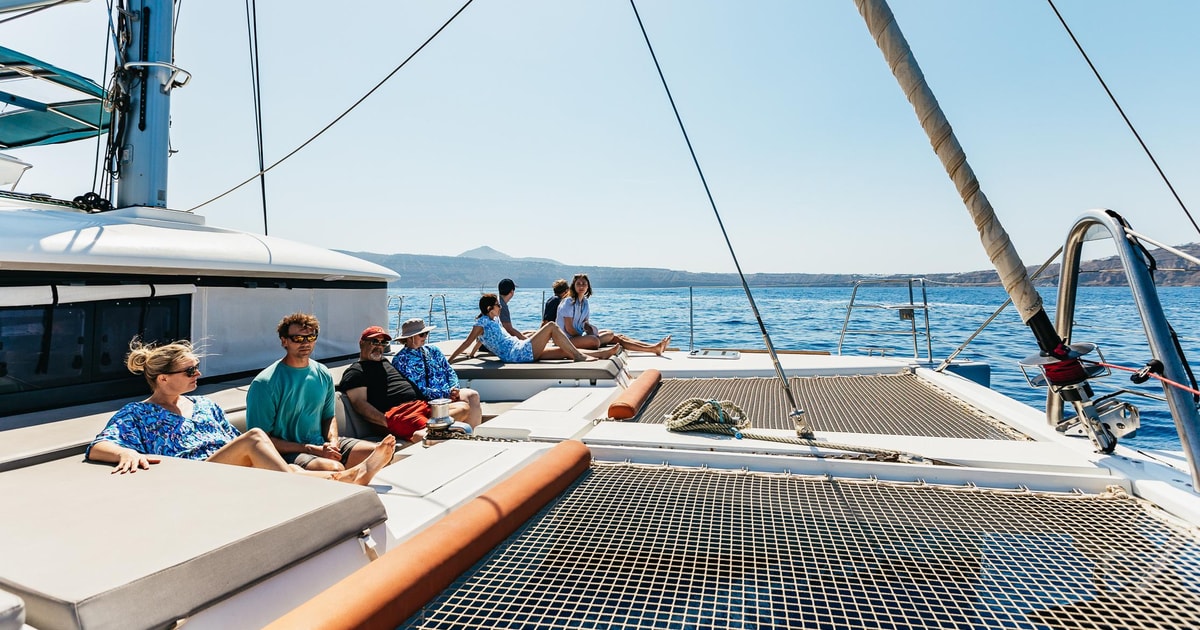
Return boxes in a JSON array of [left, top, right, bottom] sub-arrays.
[[428, 341, 624, 382], [0, 456, 385, 630]]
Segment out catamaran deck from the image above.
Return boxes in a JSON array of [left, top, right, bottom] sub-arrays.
[[398, 459, 1200, 629]]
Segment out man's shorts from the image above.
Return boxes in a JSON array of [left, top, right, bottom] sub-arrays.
[[385, 400, 431, 440], [284, 437, 365, 468]]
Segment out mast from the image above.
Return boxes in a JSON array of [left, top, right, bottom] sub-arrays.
[[855, 0, 1118, 454], [114, 0, 174, 209]]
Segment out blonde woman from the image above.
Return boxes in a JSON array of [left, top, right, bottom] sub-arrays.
[[87, 338, 394, 484]]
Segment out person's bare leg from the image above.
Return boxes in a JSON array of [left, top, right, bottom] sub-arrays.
[[461, 388, 482, 425], [209, 429, 376, 482], [449, 389, 482, 427], [536, 346, 595, 361], [342, 439, 383, 468], [570, 334, 601, 350], [207, 428, 293, 472], [301, 456, 345, 472], [531, 323, 588, 361], [597, 330, 616, 346], [613, 333, 668, 355], [330, 435, 396, 485], [547, 323, 589, 359], [528, 323, 555, 357], [589, 345, 622, 359]]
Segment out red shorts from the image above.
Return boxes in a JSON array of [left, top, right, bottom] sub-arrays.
[[385, 400, 430, 440]]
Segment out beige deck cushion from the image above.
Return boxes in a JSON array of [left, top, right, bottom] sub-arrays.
[[429, 341, 624, 382], [0, 456, 385, 630]]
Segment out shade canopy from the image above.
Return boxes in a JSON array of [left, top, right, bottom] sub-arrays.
[[0, 44, 110, 148]]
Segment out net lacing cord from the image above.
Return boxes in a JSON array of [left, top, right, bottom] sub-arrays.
[[663, 397, 955, 465]]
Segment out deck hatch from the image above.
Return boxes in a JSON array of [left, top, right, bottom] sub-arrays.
[[634, 373, 1028, 440], [401, 463, 1200, 629]]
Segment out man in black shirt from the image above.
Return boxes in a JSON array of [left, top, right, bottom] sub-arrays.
[[338, 326, 429, 443], [542, 278, 569, 325]]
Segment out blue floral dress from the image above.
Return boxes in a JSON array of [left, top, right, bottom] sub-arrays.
[[392, 345, 460, 399], [475, 315, 534, 363], [87, 396, 240, 461]]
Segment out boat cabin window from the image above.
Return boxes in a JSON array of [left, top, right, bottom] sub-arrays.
[[0, 296, 189, 419]]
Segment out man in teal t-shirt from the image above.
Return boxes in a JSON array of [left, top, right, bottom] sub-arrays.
[[247, 312, 384, 472]]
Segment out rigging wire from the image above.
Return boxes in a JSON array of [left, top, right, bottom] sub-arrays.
[[244, 0, 269, 234], [188, 0, 476, 213], [1047, 0, 1197, 235], [91, 0, 117, 196], [627, 0, 807, 430], [935, 246, 1063, 372]]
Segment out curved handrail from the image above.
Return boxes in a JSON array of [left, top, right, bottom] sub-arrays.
[[1052, 209, 1200, 487]]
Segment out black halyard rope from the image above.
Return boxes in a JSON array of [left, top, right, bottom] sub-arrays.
[[189, 0, 476, 212], [628, 0, 808, 434]]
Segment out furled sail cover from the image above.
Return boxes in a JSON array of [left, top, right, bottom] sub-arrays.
[[0, 45, 110, 148]]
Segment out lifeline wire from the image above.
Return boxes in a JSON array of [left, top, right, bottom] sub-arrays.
[[628, 0, 807, 430], [189, 0, 476, 212]]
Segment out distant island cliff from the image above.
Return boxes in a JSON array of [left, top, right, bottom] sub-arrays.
[[338, 243, 1200, 288]]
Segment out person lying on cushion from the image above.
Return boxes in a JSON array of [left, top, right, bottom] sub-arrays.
[[448, 293, 620, 364], [87, 338, 394, 485]]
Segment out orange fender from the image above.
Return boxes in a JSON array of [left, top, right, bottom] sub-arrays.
[[607, 369, 661, 419], [266, 440, 591, 630]]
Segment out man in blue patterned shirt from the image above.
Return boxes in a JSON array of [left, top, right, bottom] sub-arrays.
[[391, 318, 482, 428]]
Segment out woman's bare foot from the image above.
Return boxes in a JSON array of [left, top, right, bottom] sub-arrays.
[[595, 345, 622, 360], [332, 435, 396, 485], [655, 335, 672, 356]]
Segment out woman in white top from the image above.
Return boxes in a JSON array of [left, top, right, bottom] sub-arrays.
[[556, 273, 670, 355]]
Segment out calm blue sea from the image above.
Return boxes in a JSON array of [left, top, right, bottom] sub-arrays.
[[390, 285, 1200, 452]]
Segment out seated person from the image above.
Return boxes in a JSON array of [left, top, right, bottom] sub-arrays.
[[87, 338, 393, 485], [247, 313, 391, 473], [449, 293, 620, 364], [340, 326, 444, 443], [558, 272, 670, 355], [542, 278, 569, 325], [497, 278, 526, 339], [390, 319, 482, 427]]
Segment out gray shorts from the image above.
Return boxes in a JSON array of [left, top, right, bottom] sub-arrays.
[[284, 437, 364, 468]]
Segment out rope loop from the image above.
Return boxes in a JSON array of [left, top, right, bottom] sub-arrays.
[[666, 397, 749, 438]]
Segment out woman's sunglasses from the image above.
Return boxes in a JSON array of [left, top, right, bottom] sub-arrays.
[[167, 365, 200, 377]]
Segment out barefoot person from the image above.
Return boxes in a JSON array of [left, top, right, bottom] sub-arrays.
[[557, 273, 670, 354], [339, 325, 454, 444], [247, 313, 393, 473], [86, 339, 393, 485], [449, 294, 620, 364]]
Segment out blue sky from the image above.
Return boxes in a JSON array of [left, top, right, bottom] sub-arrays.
[[4, 1, 1197, 274]]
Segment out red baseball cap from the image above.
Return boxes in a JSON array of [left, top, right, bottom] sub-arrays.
[[360, 326, 392, 341]]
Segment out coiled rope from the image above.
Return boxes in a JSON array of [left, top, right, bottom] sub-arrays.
[[664, 397, 954, 465]]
